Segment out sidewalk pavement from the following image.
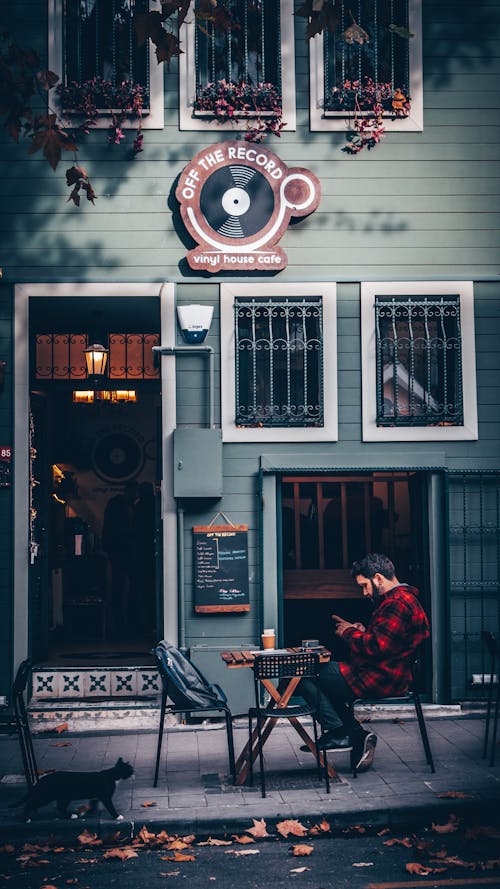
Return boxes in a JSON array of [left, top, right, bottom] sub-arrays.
[[1, 714, 499, 839]]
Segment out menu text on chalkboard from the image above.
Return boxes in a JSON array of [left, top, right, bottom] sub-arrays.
[[193, 524, 250, 613]]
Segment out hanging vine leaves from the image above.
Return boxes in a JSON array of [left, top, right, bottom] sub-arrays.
[[295, 0, 341, 39]]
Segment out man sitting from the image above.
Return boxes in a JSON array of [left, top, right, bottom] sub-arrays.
[[299, 552, 430, 772]]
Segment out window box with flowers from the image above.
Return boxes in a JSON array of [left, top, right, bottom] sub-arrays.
[[309, 0, 422, 139], [179, 0, 296, 134], [193, 79, 285, 142], [57, 77, 147, 149]]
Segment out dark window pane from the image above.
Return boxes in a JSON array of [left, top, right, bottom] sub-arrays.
[[235, 297, 323, 427], [375, 296, 463, 426]]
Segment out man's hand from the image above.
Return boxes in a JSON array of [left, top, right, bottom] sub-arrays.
[[331, 614, 365, 636]]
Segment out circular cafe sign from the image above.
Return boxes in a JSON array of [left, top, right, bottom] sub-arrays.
[[176, 141, 321, 273]]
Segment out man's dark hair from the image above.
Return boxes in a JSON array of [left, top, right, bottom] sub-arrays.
[[351, 553, 395, 581]]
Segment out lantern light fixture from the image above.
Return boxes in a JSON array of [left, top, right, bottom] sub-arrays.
[[84, 342, 108, 381]]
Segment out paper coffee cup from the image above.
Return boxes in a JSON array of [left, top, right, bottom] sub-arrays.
[[261, 629, 275, 649]]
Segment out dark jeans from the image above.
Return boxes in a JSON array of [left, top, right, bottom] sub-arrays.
[[299, 661, 360, 736]]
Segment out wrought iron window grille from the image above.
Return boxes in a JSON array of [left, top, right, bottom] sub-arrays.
[[323, 0, 410, 115], [234, 297, 323, 428], [375, 295, 463, 427], [194, 0, 281, 109], [63, 0, 150, 107], [35, 333, 160, 381]]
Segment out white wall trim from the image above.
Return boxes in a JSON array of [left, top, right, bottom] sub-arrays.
[[48, 0, 164, 129], [220, 282, 337, 443], [13, 281, 171, 669], [361, 281, 478, 442], [309, 0, 422, 132], [179, 0, 296, 132]]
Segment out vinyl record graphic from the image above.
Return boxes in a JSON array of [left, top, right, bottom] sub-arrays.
[[199, 165, 275, 239], [92, 432, 144, 483]]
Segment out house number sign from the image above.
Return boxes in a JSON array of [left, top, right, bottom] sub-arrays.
[[176, 141, 321, 272]]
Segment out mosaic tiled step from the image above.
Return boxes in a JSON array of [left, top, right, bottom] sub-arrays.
[[31, 667, 161, 701]]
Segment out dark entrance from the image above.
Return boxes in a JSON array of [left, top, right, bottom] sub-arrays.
[[28, 297, 162, 665], [280, 472, 430, 684]]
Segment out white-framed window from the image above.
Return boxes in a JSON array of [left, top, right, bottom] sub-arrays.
[[48, 0, 164, 129], [179, 0, 296, 132], [361, 282, 478, 442], [309, 0, 422, 132], [220, 283, 337, 442]]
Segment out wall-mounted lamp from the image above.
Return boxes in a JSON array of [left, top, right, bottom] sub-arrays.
[[84, 342, 108, 383], [177, 304, 214, 344]]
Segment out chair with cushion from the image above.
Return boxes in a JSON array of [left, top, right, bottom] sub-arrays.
[[349, 655, 435, 773], [152, 641, 235, 787], [248, 651, 332, 798], [481, 630, 500, 767], [12, 660, 38, 789]]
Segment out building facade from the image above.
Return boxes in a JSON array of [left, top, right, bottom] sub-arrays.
[[1, 0, 499, 714]]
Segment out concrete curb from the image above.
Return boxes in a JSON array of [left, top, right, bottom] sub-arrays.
[[2, 794, 499, 842]]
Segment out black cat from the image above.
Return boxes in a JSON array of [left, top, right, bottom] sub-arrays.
[[15, 757, 134, 821]]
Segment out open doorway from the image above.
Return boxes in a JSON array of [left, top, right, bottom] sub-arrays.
[[280, 472, 430, 668], [29, 297, 162, 666]]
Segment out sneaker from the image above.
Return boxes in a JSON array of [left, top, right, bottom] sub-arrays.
[[353, 731, 377, 771], [300, 730, 352, 752]]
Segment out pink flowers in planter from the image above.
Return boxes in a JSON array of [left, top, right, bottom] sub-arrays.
[[326, 77, 411, 154], [194, 79, 285, 142], [56, 76, 146, 153]]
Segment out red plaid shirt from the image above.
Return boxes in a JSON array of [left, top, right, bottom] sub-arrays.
[[338, 584, 430, 699]]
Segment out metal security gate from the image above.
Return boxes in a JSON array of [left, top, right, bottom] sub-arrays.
[[447, 471, 500, 701]]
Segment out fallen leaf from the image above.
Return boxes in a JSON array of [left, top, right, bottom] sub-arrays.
[[432, 814, 460, 834], [291, 844, 314, 857], [429, 856, 476, 869], [156, 831, 175, 844], [436, 791, 474, 799], [391, 717, 405, 724], [352, 862, 374, 867], [40, 885, 59, 889], [377, 828, 391, 836], [141, 801, 157, 808], [137, 826, 158, 845], [161, 852, 195, 862], [406, 862, 447, 875], [290, 866, 310, 873], [277, 819, 308, 839], [103, 847, 138, 860], [77, 831, 102, 847], [231, 835, 255, 845], [182, 835, 196, 845], [224, 848, 260, 856], [309, 819, 330, 835], [165, 840, 191, 851], [56, 722, 69, 733], [383, 837, 414, 848], [159, 871, 180, 877], [51, 741, 72, 747], [197, 838, 232, 846], [246, 818, 270, 838]]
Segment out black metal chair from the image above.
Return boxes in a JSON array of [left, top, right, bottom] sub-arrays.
[[248, 651, 331, 798], [12, 660, 38, 789], [349, 656, 435, 773], [153, 641, 235, 787], [481, 630, 500, 767]]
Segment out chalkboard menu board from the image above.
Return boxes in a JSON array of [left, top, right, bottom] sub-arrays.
[[193, 524, 250, 613]]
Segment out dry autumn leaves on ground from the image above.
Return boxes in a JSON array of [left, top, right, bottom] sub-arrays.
[[1, 813, 500, 883]]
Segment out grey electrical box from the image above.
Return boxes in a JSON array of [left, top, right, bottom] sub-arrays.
[[173, 428, 223, 499]]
